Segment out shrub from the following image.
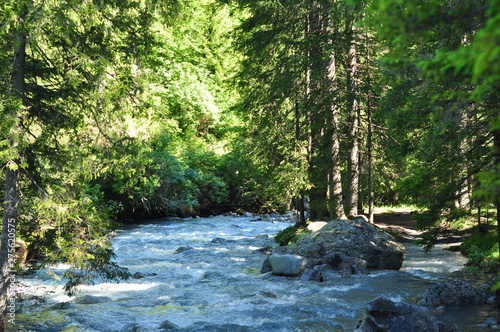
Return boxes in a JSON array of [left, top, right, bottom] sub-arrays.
[[275, 226, 311, 246], [462, 233, 499, 275], [461, 230, 498, 255]]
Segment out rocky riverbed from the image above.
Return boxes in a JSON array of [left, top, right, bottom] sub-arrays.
[[9, 213, 500, 331]]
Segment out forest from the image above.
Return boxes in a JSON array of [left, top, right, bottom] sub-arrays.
[[0, 0, 499, 328]]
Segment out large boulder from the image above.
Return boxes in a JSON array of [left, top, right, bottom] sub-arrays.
[[287, 218, 405, 270], [420, 279, 493, 306], [355, 296, 452, 332], [264, 254, 311, 277]]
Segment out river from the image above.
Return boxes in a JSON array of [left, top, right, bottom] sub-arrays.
[[10, 215, 496, 331]]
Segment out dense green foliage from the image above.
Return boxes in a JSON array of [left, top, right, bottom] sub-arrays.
[[0, 0, 499, 311], [364, 0, 500, 255], [275, 225, 312, 246], [0, 0, 243, 299]]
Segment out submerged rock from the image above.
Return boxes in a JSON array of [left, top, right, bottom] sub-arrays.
[[355, 296, 452, 332], [74, 295, 112, 304], [287, 218, 405, 270], [210, 237, 237, 245], [178, 322, 252, 331], [132, 272, 158, 279], [122, 323, 150, 332], [174, 245, 194, 254], [255, 233, 269, 239], [50, 302, 72, 310], [159, 320, 179, 330]]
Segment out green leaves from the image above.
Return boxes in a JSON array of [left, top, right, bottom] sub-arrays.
[[475, 166, 500, 205]]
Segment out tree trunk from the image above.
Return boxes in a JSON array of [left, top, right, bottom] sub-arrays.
[[497, 198, 500, 263], [0, 168, 20, 331], [326, 52, 345, 220], [0, 30, 25, 332], [365, 33, 375, 223], [345, 41, 360, 216], [493, 128, 500, 262], [367, 91, 375, 223], [305, 5, 330, 220]]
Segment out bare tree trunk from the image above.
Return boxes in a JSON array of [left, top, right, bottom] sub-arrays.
[[294, 104, 307, 227], [0, 30, 25, 332], [367, 93, 375, 223], [365, 34, 375, 223], [345, 41, 360, 216], [493, 129, 500, 262], [326, 52, 346, 220]]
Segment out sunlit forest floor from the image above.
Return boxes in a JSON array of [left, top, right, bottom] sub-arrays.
[[374, 209, 423, 244], [373, 207, 472, 246], [373, 207, 500, 283]]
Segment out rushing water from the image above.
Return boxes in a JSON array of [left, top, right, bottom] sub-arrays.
[[11, 216, 496, 331]]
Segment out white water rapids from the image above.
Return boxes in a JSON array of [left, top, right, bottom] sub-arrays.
[[10, 215, 496, 331]]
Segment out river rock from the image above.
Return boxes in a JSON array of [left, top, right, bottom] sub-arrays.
[[355, 296, 452, 332], [74, 295, 112, 304], [50, 302, 72, 310], [132, 272, 158, 279], [159, 320, 179, 330], [339, 257, 368, 276], [287, 218, 405, 270], [420, 279, 490, 306], [300, 268, 323, 281], [284, 211, 299, 223], [254, 246, 274, 254], [210, 237, 237, 245], [180, 322, 252, 331], [477, 318, 500, 329], [261, 256, 272, 273], [174, 245, 194, 254], [267, 253, 311, 277], [122, 323, 151, 332]]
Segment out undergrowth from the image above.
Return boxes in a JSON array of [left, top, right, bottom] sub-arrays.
[[275, 225, 311, 246], [461, 230, 499, 275]]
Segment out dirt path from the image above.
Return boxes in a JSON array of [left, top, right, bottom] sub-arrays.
[[373, 211, 423, 243], [373, 210, 466, 247]]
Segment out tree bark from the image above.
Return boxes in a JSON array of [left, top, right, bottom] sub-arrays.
[[367, 91, 375, 223], [0, 30, 25, 332], [305, 5, 331, 220], [326, 52, 346, 220], [345, 41, 360, 216], [365, 33, 375, 223], [493, 128, 500, 262]]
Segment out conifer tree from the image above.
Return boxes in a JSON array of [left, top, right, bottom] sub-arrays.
[[0, 0, 178, 328], [232, 0, 380, 220], [366, 0, 499, 248]]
